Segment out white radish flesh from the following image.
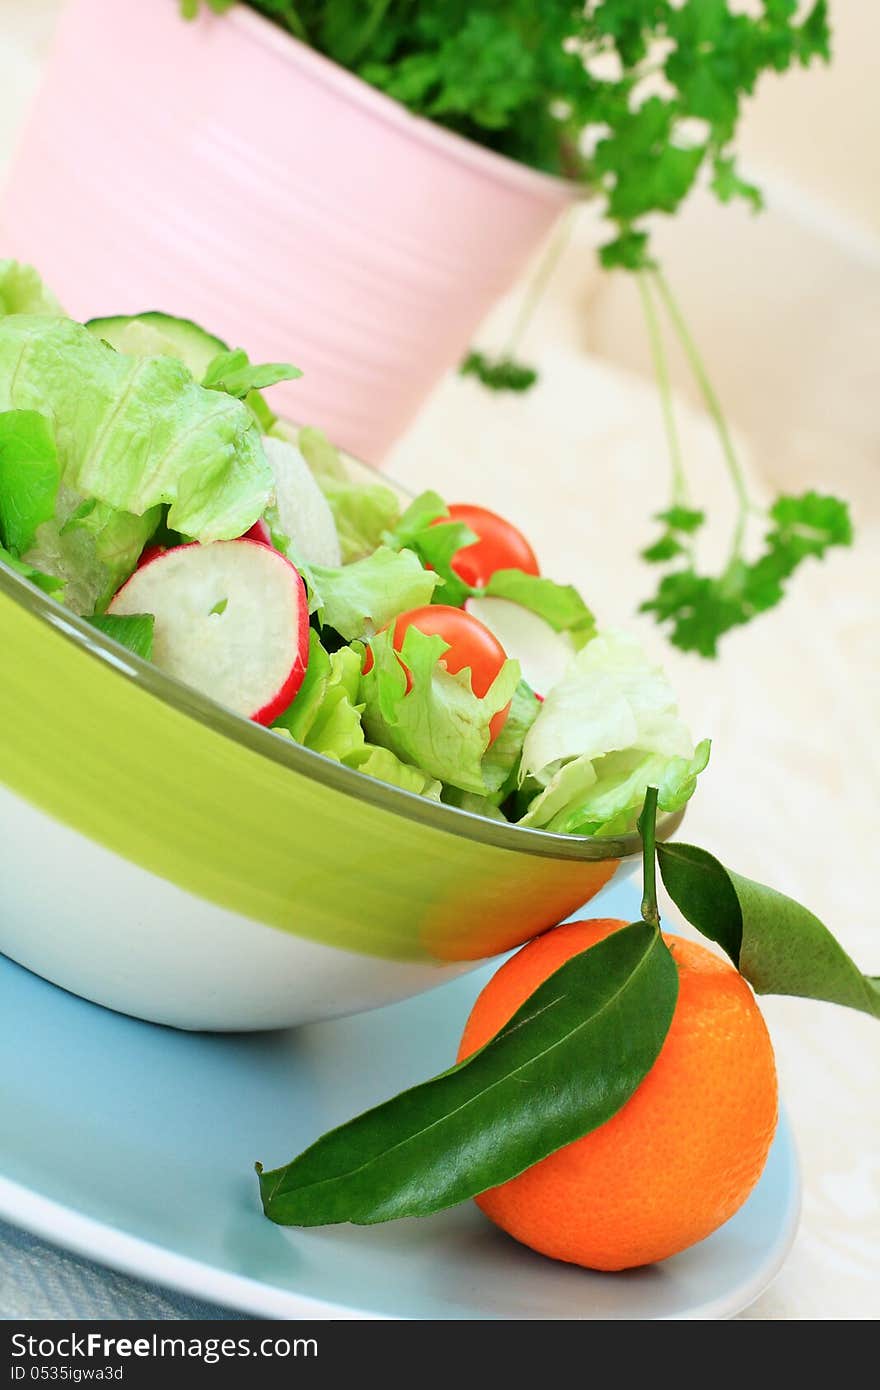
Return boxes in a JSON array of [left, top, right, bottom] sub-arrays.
[[110, 540, 309, 724], [465, 595, 576, 697], [263, 435, 341, 567]]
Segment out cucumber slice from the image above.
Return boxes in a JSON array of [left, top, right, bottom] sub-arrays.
[[86, 312, 227, 381]]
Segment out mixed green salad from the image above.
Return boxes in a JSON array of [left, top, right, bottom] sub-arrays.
[[0, 260, 707, 836]]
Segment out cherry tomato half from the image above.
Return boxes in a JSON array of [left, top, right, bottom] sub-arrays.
[[435, 504, 540, 589], [363, 604, 511, 743]]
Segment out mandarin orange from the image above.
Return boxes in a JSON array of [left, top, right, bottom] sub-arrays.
[[458, 917, 778, 1270]]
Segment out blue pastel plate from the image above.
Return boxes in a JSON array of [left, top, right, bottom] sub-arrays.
[[0, 879, 799, 1320]]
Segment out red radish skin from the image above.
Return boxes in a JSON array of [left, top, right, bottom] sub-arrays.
[[137, 544, 165, 569], [244, 519, 273, 547], [251, 554, 310, 725], [110, 540, 310, 725]]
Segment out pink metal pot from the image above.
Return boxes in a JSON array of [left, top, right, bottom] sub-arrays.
[[0, 0, 574, 462]]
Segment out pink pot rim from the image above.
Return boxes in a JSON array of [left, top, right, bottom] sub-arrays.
[[226, 4, 578, 203]]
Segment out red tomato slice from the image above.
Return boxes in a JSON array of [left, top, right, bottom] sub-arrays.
[[436, 504, 540, 588], [363, 604, 511, 743]]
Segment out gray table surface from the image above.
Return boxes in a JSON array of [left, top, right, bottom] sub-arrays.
[[0, 1220, 247, 1321]]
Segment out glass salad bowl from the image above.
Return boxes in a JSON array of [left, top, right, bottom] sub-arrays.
[[0, 451, 682, 1032]]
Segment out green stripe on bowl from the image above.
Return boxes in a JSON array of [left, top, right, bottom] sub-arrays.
[[0, 586, 624, 962]]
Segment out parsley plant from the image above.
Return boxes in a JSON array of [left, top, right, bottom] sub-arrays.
[[185, 2, 852, 655]]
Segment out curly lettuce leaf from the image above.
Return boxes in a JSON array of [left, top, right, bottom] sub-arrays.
[[440, 681, 539, 821], [0, 315, 272, 543], [275, 631, 443, 796], [310, 546, 439, 642], [0, 261, 63, 318], [360, 624, 520, 794], [480, 679, 541, 796], [274, 634, 364, 763], [520, 741, 710, 837], [384, 491, 596, 636], [345, 744, 442, 801], [0, 410, 60, 555], [522, 631, 695, 778], [518, 630, 708, 836]]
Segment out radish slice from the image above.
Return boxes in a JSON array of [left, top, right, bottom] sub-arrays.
[[110, 540, 310, 725], [137, 543, 165, 569], [243, 519, 273, 546], [263, 436, 341, 567], [465, 596, 575, 698]]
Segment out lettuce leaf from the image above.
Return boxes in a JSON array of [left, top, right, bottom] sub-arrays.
[[273, 631, 330, 740], [275, 631, 442, 796], [0, 542, 64, 595], [290, 422, 402, 563], [0, 315, 272, 543], [384, 491, 596, 635], [360, 624, 520, 794], [25, 488, 157, 615], [441, 788, 509, 821], [483, 569, 595, 647], [521, 742, 710, 836], [433, 681, 539, 821], [384, 490, 475, 605], [0, 410, 60, 555], [200, 348, 301, 397], [294, 424, 348, 482], [521, 631, 695, 777], [319, 477, 402, 564], [89, 612, 155, 661], [310, 546, 439, 642], [518, 630, 709, 836], [0, 261, 63, 318], [345, 744, 442, 801], [480, 679, 541, 795], [274, 634, 364, 762]]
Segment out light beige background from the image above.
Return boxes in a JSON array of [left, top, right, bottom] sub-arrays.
[[2, 0, 878, 1320]]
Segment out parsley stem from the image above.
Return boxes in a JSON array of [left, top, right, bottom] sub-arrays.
[[637, 786, 660, 930], [503, 207, 575, 360], [651, 269, 750, 559], [637, 271, 688, 507]]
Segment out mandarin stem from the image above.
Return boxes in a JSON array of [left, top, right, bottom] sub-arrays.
[[638, 785, 661, 929]]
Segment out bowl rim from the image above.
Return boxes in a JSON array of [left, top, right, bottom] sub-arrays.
[[0, 559, 683, 863]]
